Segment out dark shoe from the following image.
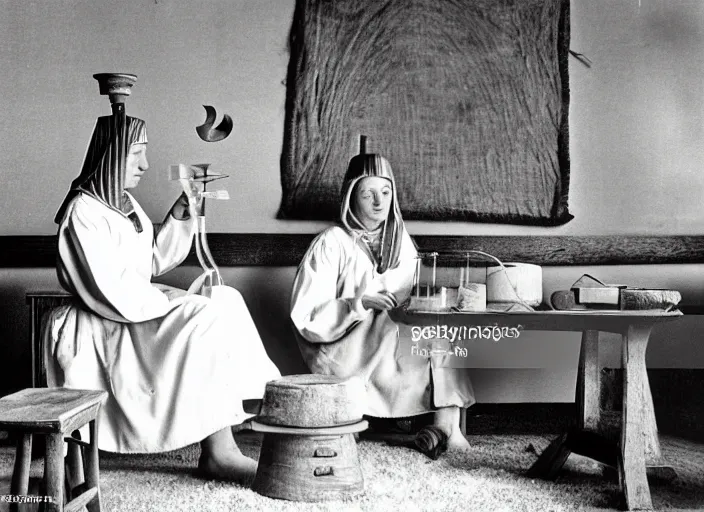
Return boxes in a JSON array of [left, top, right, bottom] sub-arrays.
[[414, 426, 448, 460]]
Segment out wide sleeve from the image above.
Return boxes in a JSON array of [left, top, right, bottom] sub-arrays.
[[58, 200, 178, 323], [152, 212, 196, 276], [290, 231, 371, 344]]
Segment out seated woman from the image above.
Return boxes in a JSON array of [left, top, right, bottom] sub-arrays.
[[48, 113, 280, 484], [290, 153, 474, 451]]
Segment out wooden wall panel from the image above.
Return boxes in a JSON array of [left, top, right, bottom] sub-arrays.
[[1, 234, 703, 268]]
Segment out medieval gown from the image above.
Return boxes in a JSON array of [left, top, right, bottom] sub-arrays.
[[290, 154, 475, 418], [46, 191, 280, 453]]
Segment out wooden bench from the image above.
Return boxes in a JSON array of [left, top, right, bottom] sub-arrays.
[[26, 290, 74, 388]]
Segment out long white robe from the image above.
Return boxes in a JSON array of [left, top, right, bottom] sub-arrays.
[[291, 226, 475, 418], [46, 192, 280, 453]]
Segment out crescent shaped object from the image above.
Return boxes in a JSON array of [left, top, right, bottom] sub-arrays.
[[196, 105, 233, 142]]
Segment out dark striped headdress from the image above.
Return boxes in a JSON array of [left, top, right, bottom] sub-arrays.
[[55, 115, 147, 226]]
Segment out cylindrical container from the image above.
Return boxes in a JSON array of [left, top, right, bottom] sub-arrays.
[[486, 263, 542, 306], [456, 283, 486, 311], [441, 287, 459, 309], [252, 428, 364, 502]]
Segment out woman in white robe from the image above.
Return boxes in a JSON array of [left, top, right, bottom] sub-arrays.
[[290, 153, 474, 451], [49, 114, 280, 483]]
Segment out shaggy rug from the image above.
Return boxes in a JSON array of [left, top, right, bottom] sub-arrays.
[[1, 430, 703, 512]]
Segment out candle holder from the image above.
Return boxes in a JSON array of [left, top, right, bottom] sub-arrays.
[[409, 252, 457, 311], [406, 250, 540, 312], [93, 73, 137, 113], [168, 164, 230, 297]]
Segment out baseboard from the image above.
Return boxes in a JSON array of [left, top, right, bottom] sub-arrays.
[[601, 368, 704, 443], [466, 369, 704, 442], [465, 403, 575, 435]]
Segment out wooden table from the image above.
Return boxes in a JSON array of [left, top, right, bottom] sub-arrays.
[[393, 308, 683, 511]]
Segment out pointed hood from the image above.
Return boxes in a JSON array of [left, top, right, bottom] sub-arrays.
[[340, 153, 405, 273]]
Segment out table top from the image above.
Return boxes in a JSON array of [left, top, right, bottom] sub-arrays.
[[402, 307, 682, 317], [391, 307, 683, 333]]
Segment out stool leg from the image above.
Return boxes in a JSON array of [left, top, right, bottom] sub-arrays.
[[10, 433, 32, 512], [65, 431, 85, 499], [84, 419, 101, 512], [44, 433, 64, 512]]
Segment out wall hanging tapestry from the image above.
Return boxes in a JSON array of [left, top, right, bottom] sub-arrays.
[[278, 0, 572, 226]]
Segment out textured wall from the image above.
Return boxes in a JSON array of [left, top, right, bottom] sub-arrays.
[[1, 0, 704, 402], [1, 0, 704, 235]]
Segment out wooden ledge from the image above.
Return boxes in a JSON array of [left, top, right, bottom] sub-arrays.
[[1, 234, 704, 268]]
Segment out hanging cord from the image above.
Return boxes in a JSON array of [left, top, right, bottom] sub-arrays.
[[463, 250, 536, 312]]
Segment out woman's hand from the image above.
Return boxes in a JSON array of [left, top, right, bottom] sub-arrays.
[[170, 192, 192, 220], [172, 178, 206, 219], [362, 290, 398, 311]]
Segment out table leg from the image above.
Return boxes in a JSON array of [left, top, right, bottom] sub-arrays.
[[619, 324, 653, 511], [526, 431, 571, 479], [639, 359, 676, 482], [528, 329, 602, 479], [577, 330, 600, 432]]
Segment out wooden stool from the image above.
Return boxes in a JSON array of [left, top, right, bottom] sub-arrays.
[[0, 388, 108, 512]]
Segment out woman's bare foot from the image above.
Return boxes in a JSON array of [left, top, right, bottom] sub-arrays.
[[198, 427, 258, 485], [447, 430, 471, 452], [434, 406, 471, 453], [197, 450, 257, 485]]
